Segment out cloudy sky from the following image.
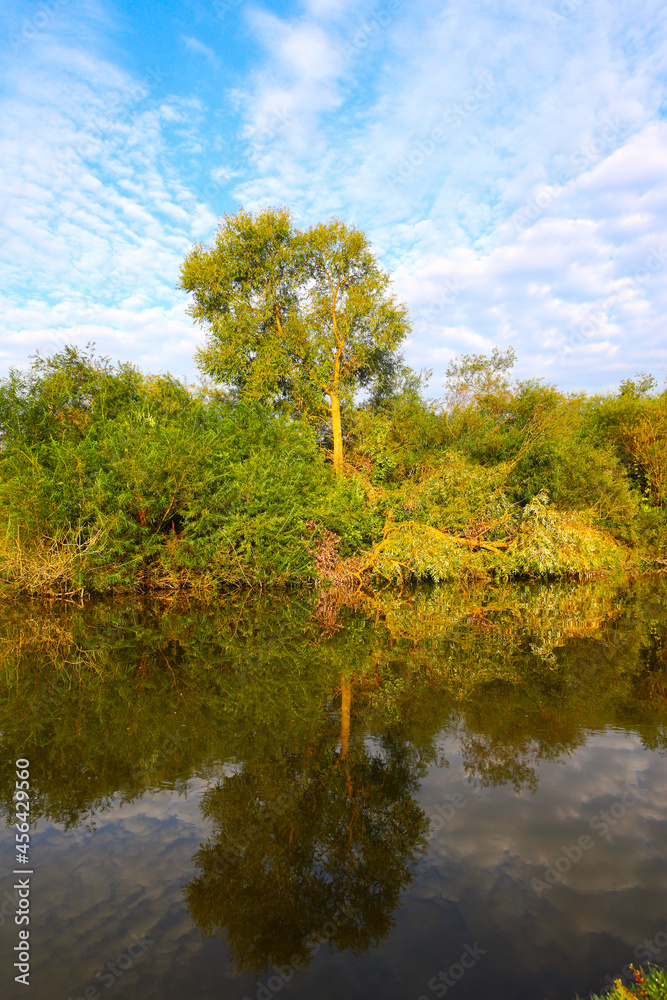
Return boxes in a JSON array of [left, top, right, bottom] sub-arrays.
[[1, 0, 666, 392]]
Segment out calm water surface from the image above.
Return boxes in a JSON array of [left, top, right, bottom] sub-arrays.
[[0, 578, 665, 1000]]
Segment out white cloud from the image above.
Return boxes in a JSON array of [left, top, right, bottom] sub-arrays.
[[233, 4, 359, 163], [302, 0, 360, 16], [181, 35, 219, 64], [0, 40, 216, 377], [1, 0, 666, 391], [230, 0, 667, 391]]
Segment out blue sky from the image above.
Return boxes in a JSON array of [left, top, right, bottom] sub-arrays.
[[1, 0, 666, 392]]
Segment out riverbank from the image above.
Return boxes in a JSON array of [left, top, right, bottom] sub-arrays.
[[0, 346, 664, 597]]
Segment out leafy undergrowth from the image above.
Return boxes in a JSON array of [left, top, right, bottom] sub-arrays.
[[0, 345, 663, 597], [350, 487, 626, 586], [580, 965, 667, 999]]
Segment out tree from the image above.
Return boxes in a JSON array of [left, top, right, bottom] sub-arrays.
[[592, 375, 667, 509], [0, 344, 145, 447], [445, 346, 517, 412], [179, 207, 411, 472]]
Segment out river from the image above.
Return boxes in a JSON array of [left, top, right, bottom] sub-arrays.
[[0, 576, 665, 999]]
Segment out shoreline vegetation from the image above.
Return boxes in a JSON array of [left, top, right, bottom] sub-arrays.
[[0, 208, 665, 598], [0, 339, 664, 598], [581, 965, 667, 999]]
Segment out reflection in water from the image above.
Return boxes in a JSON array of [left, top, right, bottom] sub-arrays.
[[0, 577, 665, 999], [186, 712, 430, 974]]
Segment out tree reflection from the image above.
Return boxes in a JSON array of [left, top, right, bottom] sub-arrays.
[[0, 578, 665, 838], [184, 676, 430, 975]]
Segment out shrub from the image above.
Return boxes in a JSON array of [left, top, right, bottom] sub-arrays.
[[0, 350, 377, 593], [503, 492, 625, 579], [582, 964, 667, 999]]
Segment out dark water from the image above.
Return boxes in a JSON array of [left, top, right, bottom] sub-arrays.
[[0, 578, 666, 1000]]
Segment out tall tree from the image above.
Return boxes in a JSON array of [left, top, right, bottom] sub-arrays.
[[444, 346, 517, 412], [179, 208, 410, 472]]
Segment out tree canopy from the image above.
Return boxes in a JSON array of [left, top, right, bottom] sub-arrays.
[[179, 207, 411, 471]]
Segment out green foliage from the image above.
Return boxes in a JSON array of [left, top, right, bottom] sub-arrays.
[[503, 492, 624, 579], [383, 452, 514, 531], [0, 347, 376, 593], [587, 377, 667, 507], [0, 343, 146, 447], [180, 207, 411, 469], [363, 489, 622, 585], [368, 522, 489, 584], [0, 576, 664, 829], [181, 207, 309, 408], [445, 345, 517, 410], [445, 380, 635, 520], [186, 732, 429, 973], [582, 964, 667, 999], [348, 370, 449, 483], [182, 207, 410, 413], [0, 342, 664, 594], [2, 579, 665, 978], [436, 352, 665, 555]]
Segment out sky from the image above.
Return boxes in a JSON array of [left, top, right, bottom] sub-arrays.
[[1, 0, 666, 393]]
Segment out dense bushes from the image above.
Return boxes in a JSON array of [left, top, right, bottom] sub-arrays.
[[348, 349, 666, 565], [0, 345, 664, 594], [0, 347, 376, 593], [355, 486, 623, 586]]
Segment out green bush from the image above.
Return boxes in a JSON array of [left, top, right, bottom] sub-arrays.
[[0, 345, 663, 594], [0, 348, 377, 593], [503, 492, 624, 579]]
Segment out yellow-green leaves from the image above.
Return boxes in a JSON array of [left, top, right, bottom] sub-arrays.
[[180, 208, 410, 470]]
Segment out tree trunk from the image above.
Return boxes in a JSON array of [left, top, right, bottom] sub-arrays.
[[330, 390, 344, 473], [339, 675, 352, 760]]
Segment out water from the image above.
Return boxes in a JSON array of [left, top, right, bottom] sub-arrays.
[[0, 577, 665, 1000]]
